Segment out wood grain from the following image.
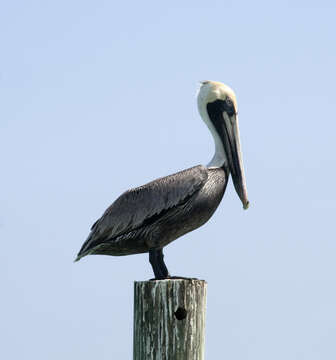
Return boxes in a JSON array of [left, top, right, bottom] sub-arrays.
[[134, 279, 207, 360]]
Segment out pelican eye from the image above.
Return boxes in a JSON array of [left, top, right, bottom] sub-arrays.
[[226, 98, 233, 108], [225, 98, 235, 116]]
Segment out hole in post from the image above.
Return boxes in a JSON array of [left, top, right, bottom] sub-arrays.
[[174, 307, 187, 320]]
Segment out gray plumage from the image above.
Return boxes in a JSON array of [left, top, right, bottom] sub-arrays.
[[75, 80, 249, 278], [75, 165, 228, 260]]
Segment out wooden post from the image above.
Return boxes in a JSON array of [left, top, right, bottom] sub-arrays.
[[133, 279, 207, 360]]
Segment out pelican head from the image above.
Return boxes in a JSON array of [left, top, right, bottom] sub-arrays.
[[197, 80, 249, 209]]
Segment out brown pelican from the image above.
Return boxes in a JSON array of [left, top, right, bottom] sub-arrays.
[[75, 80, 249, 279]]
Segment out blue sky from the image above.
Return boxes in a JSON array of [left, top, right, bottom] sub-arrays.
[[1, 1, 336, 359]]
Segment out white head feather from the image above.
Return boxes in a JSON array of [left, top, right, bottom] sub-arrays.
[[197, 81, 238, 168]]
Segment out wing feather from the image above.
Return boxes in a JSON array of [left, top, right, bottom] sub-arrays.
[[76, 165, 208, 258]]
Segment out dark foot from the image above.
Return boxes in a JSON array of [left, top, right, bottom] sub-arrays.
[[167, 276, 199, 280], [149, 275, 199, 281]]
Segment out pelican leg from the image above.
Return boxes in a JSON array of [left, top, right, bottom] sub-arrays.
[[149, 248, 169, 279]]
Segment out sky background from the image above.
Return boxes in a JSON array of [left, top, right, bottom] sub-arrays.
[[1, 1, 336, 359]]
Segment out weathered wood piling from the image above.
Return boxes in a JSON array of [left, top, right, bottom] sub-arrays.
[[133, 279, 207, 360]]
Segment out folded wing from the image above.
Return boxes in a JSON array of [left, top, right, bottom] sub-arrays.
[[76, 165, 208, 259]]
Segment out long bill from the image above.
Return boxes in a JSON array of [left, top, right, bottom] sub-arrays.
[[220, 111, 249, 209]]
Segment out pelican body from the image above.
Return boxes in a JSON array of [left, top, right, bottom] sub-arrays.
[[76, 81, 249, 279]]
